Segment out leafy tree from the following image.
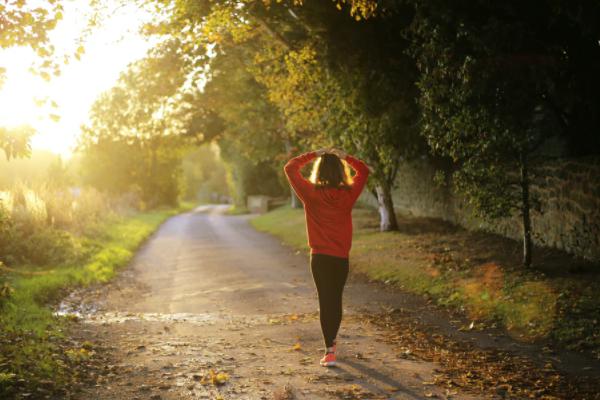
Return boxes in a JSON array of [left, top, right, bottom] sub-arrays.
[[198, 47, 290, 207], [80, 8, 288, 209], [407, 0, 600, 266], [0, 0, 64, 86], [78, 134, 145, 196], [144, 9, 296, 207], [45, 156, 71, 188], [146, 0, 426, 229], [0, 149, 63, 187], [0, 125, 34, 160], [78, 39, 190, 207], [0, 1, 62, 159], [144, 0, 600, 241], [218, 137, 286, 208], [181, 144, 229, 202], [245, 1, 424, 230], [0, 0, 96, 159]]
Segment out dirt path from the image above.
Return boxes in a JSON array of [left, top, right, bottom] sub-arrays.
[[61, 205, 597, 400]]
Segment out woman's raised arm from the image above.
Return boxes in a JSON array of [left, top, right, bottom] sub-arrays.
[[344, 154, 370, 202], [283, 151, 317, 203]]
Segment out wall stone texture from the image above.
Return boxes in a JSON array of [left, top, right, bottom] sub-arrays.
[[358, 156, 600, 262]]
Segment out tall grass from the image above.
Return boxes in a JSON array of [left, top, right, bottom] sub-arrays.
[[0, 183, 143, 266], [0, 182, 195, 396]]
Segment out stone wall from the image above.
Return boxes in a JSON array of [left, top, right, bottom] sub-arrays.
[[358, 156, 600, 261]]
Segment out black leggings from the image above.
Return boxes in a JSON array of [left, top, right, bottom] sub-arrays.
[[310, 253, 349, 348]]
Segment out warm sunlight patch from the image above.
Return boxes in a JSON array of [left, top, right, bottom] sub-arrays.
[[0, 1, 157, 158]]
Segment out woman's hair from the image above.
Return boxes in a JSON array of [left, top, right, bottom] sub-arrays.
[[310, 153, 353, 190]]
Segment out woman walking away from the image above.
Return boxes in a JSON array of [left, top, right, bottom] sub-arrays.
[[284, 148, 370, 367]]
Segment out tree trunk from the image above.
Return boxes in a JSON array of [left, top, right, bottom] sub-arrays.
[[149, 141, 158, 208], [290, 189, 302, 209], [375, 182, 398, 232], [520, 154, 533, 267], [282, 135, 302, 209]]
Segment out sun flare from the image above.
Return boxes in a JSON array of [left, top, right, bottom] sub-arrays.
[[0, 0, 158, 159]]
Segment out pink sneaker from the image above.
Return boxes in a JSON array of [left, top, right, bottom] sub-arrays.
[[320, 351, 336, 367], [320, 341, 337, 367]]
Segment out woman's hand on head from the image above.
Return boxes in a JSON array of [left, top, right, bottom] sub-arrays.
[[315, 148, 329, 156], [329, 148, 347, 159]]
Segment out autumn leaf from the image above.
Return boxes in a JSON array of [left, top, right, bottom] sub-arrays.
[[203, 369, 229, 386]]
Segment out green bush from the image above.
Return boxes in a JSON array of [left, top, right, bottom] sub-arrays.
[[0, 184, 130, 267], [21, 228, 80, 266], [0, 207, 187, 398]]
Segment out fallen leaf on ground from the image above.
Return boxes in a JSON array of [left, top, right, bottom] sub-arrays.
[[199, 369, 229, 386]]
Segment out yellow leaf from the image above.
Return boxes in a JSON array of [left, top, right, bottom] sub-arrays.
[[209, 369, 229, 386], [292, 342, 301, 351]]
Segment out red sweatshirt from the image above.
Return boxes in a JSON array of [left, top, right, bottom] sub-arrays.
[[283, 151, 370, 259]]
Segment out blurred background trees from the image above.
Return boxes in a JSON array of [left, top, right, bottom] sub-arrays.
[[408, 0, 600, 265], [86, 0, 595, 265], [2, 0, 599, 266]]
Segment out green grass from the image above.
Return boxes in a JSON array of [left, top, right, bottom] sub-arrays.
[[251, 205, 600, 358], [251, 205, 308, 250], [0, 203, 195, 396], [225, 204, 250, 215]]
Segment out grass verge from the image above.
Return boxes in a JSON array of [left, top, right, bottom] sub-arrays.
[[225, 204, 250, 215], [251, 205, 600, 359], [0, 202, 195, 397]]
